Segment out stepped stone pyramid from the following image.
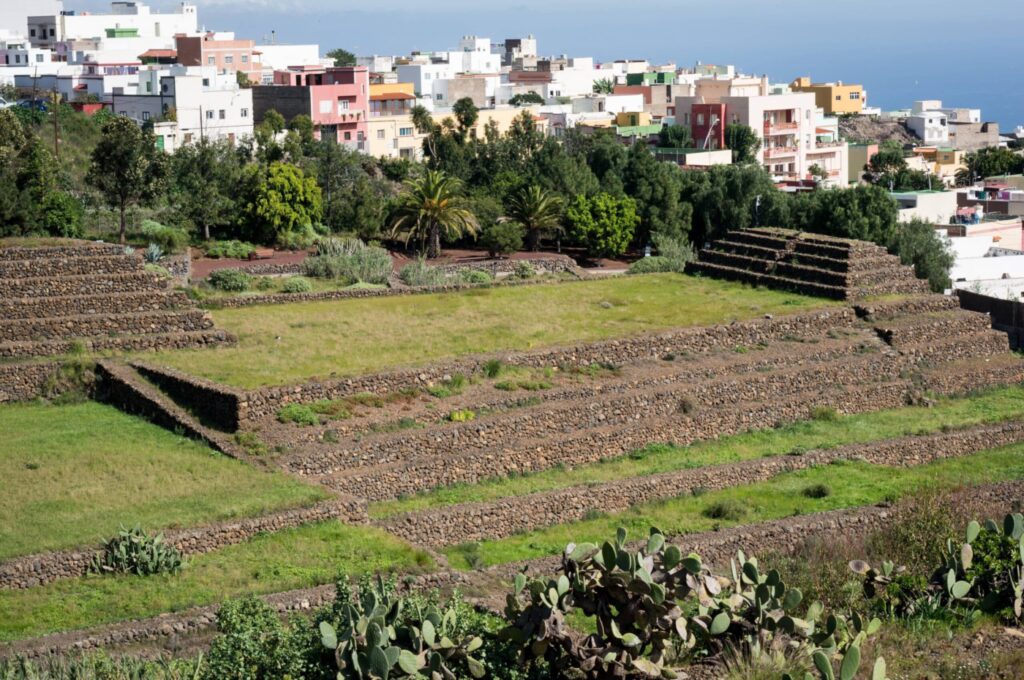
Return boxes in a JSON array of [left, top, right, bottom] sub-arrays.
[[689, 228, 932, 300], [0, 244, 231, 359]]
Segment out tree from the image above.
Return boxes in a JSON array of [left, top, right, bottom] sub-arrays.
[[958, 147, 1024, 184], [262, 109, 286, 135], [390, 169, 479, 258], [86, 116, 167, 243], [480, 221, 524, 258], [509, 91, 544, 107], [452, 97, 479, 141], [724, 123, 761, 163], [235, 70, 252, 89], [657, 124, 693, 149], [39, 191, 83, 238], [886, 218, 954, 292], [808, 164, 828, 183], [242, 161, 322, 245], [789, 183, 898, 244], [679, 164, 779, 247], [622, 142, 690, 246], [315, 139, 389, 240], [326, 48, 356, 67], [565, 192, 639, 258], [592, 79, 614, 94], [501, 185, 564, 251], [171, 139, 241, 241]]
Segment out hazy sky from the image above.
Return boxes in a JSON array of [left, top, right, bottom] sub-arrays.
[[71, 0, 1024, 127]]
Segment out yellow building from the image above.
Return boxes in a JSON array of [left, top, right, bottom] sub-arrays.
[[911, 146, 965, 186], [791, 76, 865, 115], [365, 113, 424, 160], [369, 82, 415, 98]]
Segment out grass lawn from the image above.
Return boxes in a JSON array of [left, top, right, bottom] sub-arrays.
[[442, 446, 1024, 569], [372, 385, 1024, 518], [0, 522, 432, 642], [0, 401, 327, 559], [146, 274, 835, 388]]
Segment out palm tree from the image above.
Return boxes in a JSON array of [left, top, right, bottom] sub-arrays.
[[390, 169, 478, 259], [501, 185, 564, 252]]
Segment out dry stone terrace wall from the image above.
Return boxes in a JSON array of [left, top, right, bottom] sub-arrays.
[[0, 255, 140, 279], [0, 498, 366, 590], [230, 307, 856, 424], [0, 244, 124, 260], [0, 361, 64, 403], [0, 310, 213, 344], [382, 419, 1024, 547], [131, 362, 244, 432], [0, 291, 193, 320], [0, 272, 168, 299]]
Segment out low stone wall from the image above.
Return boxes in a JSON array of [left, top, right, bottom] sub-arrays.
[[0, 497, 366, 590], [0, 329, 232, 360], [237, 307, 855, 424], [431, 255, 579, 277], [381, 419, 1024, 546], [0, 244, 124, 261], [855, 295, 958, 320], [0, 310, 213, 344], [875, 311, 995, 348], [0, 255, 140, 280], [204, 274, 576, 310], [164, 252, 191, 286], [0, 291, 191, 320], [0, 361, 63, 403], [0, 272, 167, 299], [132, 362, 244, 432]]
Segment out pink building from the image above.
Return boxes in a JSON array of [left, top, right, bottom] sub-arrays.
[[175, 33, 261, 82], [254, 65, 369, 148]]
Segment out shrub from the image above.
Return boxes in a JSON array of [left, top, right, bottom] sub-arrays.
[[459, 268, 493, 284], [255, 276, 276, 291], [205, 240, 256, 259], [629, 237, 696, 274], [811, 406, 840, 422], [427, 374, 467, 398], [399, 259, 447, 287], [277, 404, 319, 426], [448, 409, 476, 422], [482, 359, 504, 378], [513, 261, 536, 279], [281, 276, 313, 294], [208, 268, 252, 292], [89, 526, 183, 576], [480, 221, 524, 258], [143, 243, 164, 263], [702, 499, 747, 521], [309, 400, 351, 421], [303, 238, 392, 285], [802, 483, 832, 499], [141, 219, 189, 253], [40, 191, 84, 238], [205, 596, 315, 680], [276, 223, 321, 251]]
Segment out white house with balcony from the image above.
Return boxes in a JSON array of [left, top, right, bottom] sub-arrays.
[[907, 100, 949, 144], [29, 1, 199, 50]]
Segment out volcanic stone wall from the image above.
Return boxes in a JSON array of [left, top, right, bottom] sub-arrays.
[[0, 498, 365, 590]]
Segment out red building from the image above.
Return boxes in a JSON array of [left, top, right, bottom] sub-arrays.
[[253, 65, 369, 148], [690, 103, 726, 150]]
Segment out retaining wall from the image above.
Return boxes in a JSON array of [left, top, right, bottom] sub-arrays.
[[0, 255, 141, 280], [381, 419, 1024, 546], [0, 361, 63, 403], [0, 291, 192, 320], [0, 245, 124, 261], [0, 310, 213, 344], [0, 498, 366, 590], [0, 329, 232, 360], [0, 272, 168, 299]]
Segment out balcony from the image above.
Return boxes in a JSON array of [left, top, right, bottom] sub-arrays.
[[764, 146, 798, 159], [766, 121, 799, 134]]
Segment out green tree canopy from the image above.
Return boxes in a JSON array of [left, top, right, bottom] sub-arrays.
[[565, 192, 639, 258], [326, 48, 356, 67], [509, 91, 545, 107], [171, 139, 242, 241], [390, 169, 479, 258], [657, 124, 693, 149], [724, 123, 761, 163], [242, 161, 322, 246], [501, 185, 564, 251], [86, 116, 168, 243]]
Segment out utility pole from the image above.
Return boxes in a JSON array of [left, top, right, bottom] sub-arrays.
[[52, 86, 59, 161]]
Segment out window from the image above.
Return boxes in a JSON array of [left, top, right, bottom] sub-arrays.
[[344, 131, 352, 140], [145, 82, 152, 93], [424, 73, 431, 80], [835, 95, 841, 101], [436, 93, 443, 100], [240, 108, 248, 118], [357, 131, 364, 141], [219, 110, 225, 120], [142, 111, 150, 121], [224, 55, 233, 64], [202, 78, 209, 86], [338, 99, 349, 110], [35, 54, 43, 62], [30, 29, 36, 37], [377, 129, 385, 139], [241, 55, 248, 63], [161, 82, 169, 93], [399, 127, 413, 137], [850, 92, 860, 100], [207, 56, 215, 65], [696, 113, 704, 125], [206, 110, 214, 119], [49, 28, 55, 37]]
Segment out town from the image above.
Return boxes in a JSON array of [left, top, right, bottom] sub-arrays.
[[1, 1, 1024, 679]]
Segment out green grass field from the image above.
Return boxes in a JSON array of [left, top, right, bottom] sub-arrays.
[[0, 522, 431, 642], [372, 385, 1024, 518], [443, 447, 1024, 569], [147, 274, 835, 388], [0, 401, 326, 559]]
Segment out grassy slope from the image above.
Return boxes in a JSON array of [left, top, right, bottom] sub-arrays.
[[373, 385, 1024, 518], [443, 447, 1024, 568], [147, 274, 835, 388], [0, 401, 326, 559], [0, 522, 431, 642]]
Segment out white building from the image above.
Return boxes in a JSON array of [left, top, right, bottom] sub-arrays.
[[30, 2, 198, 50], [3, 0, 61, 47], [112, 66, 253, 150], [907, 100, 949, 144], [255, 43, 322, 84], [891, 190, 958, 224]]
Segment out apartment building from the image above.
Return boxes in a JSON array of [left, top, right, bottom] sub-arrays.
[[253, 65, 369, 149], [30, 2, 198, 50], [675, 78, 849, 185], [790, 76, 866, 115], [175, 32, 260, 82], [112, 66, 253, 149]]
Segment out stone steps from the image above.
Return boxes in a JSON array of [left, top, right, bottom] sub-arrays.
[[0, 255, 142, 279], [688, 260, 849, 299], [0, 244, 124, 261], [874, 310, 993, 348], [699, 249, 852, 287], [0, 329, 233, 359], [0, 271, 169, 299], [0, 290, 193, 320], [0, 309, 213, 343]]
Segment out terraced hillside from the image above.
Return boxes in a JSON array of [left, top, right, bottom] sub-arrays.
[[690, 227, 931, 299], [0, 244, 231, 362]]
